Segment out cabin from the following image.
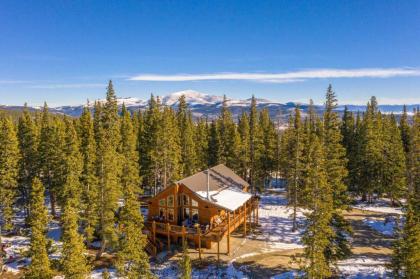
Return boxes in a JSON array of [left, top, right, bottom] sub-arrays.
[[145, 164, 259, 257]]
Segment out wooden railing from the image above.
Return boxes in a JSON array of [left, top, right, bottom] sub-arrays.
[[144, 197, 259, 250]]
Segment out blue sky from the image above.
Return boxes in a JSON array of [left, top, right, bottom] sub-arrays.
[[1, 0, 419, 106]]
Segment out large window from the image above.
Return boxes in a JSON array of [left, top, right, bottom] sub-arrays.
[[159, 208, 166, 220], [167, 195, 174, 207], [191, 199, 198, 207], [159, 198, 166, 207], [183, 207, 190, 220], [182, 194, 189, 206], [168, 209, 174, 221]]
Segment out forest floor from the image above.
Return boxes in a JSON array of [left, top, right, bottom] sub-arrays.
[[1, 190, 401, 278], [153, 190, 400, 278]]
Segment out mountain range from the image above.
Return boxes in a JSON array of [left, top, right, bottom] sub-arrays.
[[1, 90, 418, 123]]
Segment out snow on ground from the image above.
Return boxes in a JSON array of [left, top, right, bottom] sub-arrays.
[[352, 198, 404, 215], [2, 235, 31, 273], [363, 217, 396, 236], [249, 192, 307, 250], [337, 256, 391, 278], [90, 268, 118, 279]]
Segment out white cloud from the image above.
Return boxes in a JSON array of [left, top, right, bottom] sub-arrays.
[[129, 68, 420, 83], [28, 83, 105, 89]]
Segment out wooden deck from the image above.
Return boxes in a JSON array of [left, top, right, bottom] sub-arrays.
[[144, 197, 259, 257]]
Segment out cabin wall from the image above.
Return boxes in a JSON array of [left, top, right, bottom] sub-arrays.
[[148, 183, 225, 226]]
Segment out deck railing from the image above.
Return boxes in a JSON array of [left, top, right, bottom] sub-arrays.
[[145, 197, 259, 243]]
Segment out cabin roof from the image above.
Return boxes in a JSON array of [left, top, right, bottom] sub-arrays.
[[177, 164, 251, 211], [177, 164, 249, 193]]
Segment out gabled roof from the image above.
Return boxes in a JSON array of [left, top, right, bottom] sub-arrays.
[[177, 164, 249, 193], [177, 164, 251, 211]]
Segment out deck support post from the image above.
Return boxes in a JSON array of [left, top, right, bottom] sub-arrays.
[[166, 223, 171, 253], [152, 221, 156, 243], [217, 238, 220, 262], [244, 203, 247, 236], [182, 225, 186, 247], [227, 213, 231, 255], [256, 200, 259, 226], [197, 225, 202, 260]]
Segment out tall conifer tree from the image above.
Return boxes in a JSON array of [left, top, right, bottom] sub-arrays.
[[177, 95, 197, 176], [0, 116, 20, 231], [95, 81, 122, 258], [78, 105, 98, 244], [26, 177, 52, 279], [194, 118, 209, 171], [17, 105, 39, 218], [217, 95, 240, 170], [116, 105, 151, 278], [38, 104, 65, 217], [61, 118, 90, 278], [249, 96, 262, 191], [238, 112, 251, 180], [301, 124, 333, 278]]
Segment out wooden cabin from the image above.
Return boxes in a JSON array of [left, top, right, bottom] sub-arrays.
[[145, 164, 259, 254]]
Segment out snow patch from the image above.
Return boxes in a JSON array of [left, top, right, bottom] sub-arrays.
[[196, 188, 252, 211], [363, 217, 395, 236], [352, 198, 404, 215], [337, 256, 390, 278]]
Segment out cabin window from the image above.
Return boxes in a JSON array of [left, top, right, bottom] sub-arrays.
[[168, 209, 174, 221], [182, 194, 189, 206], [191, 199, 198, 207], [159, 208, 166, 220], [183, 207, 190, 219], [192, 208, 199, 222], [167, 195, 174, 207], [159, 199, 166, 206]]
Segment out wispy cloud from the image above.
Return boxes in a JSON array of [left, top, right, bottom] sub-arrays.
[[28, 83, 106, 89], [129, 68, 420, 83], [0, 80, 31, 84]]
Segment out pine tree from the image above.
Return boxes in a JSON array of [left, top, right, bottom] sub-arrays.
[[95, 81, 122, 258], [179, 242, 191, 279], [323, 85, 348, 208], [207, 120, 221, 166], [17, 104, 39, 218], [177, 95, 198, 176], [78, 105, 98, 244], [341, 107, 357, 192], [156, 107, 181, 188], [359, 97, 383, 202], [381, 115, 406, 204], [194, 118, 209, 171], [38, 104, 65, 217], [301, 127, 333, 278], [139, 95, 162, 195], [238, 112, 250, 180], [217, 95, 240, 170], [392, 109, 420, 278], [116, 105, 151, 278], [0, 116, 20, 231], [60, 118, 90, 278], [26, 177, 52, 279], [249, 96, 262, 191], [259, 109, 277, 188], [399, 105, 411, 155], [322, 86, 352, 263], [286, 106, 304, 231]]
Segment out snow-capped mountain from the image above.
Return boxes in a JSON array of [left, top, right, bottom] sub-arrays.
[[1, 90, 418, 122], [161, 90, 224, 106]]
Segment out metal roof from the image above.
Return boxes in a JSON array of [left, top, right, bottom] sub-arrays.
[[177, 164, 249, 193]]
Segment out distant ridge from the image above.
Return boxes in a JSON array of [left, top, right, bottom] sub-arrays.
[[1, 90, 418, 122]]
